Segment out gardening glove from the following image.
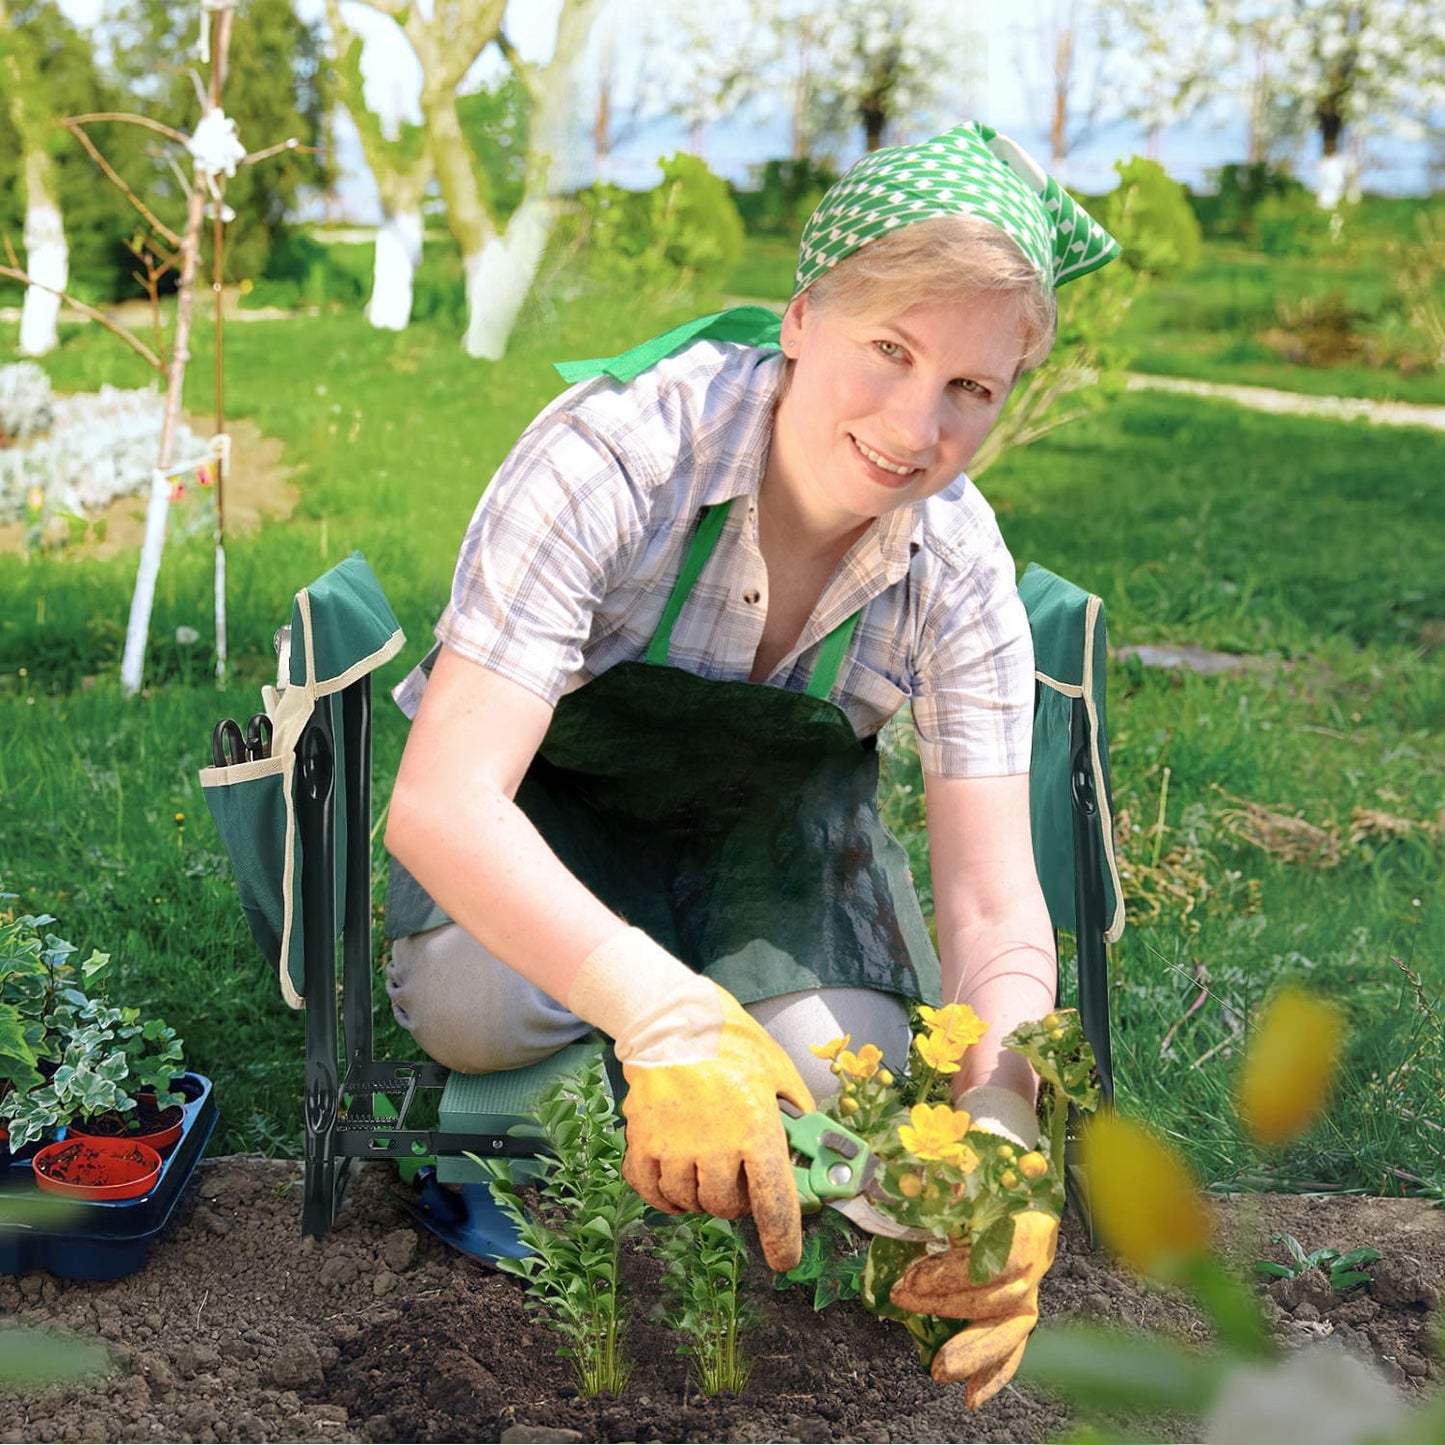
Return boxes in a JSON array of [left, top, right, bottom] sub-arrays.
[[567, 927, 815, 1272], [891, 1208, 1058, 1408], [891, 1085, 1055, 1410]]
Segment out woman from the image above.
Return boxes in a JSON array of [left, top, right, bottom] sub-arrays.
[[385, 122, 1120, 1405]]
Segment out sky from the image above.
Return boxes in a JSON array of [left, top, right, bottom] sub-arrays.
[[55, 0, 1441, 223]]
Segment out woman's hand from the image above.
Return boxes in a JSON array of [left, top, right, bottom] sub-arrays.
[[569, 928, 816, 1271]]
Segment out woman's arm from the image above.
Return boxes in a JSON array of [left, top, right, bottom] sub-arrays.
[[923, 770, 1057, 1105], [385, 644, 625, 1000]]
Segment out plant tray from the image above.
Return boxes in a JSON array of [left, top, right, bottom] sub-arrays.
[[0, 1072, 218, 1281]]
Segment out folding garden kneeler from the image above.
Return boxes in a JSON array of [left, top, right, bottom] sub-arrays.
[[201, 552, 1123, 1248]]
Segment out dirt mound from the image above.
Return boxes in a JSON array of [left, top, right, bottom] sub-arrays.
[[1, 1158, 1440, 1443]]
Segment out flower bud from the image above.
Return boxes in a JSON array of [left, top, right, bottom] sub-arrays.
[[838, 1095, 860, 1117], [1049, 1028, 1065, 1042], [1000, 1169, 1021, 1189], [1018, 1151, 1048, 1180], [1042, 1013, 1061, 1031], [995, 1143, 1016, 1161], [877, 1069, 893, 1087], [897, 1172, 924, 1198]]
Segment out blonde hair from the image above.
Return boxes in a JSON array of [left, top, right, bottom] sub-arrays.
[[800, 214, 1058, 372]]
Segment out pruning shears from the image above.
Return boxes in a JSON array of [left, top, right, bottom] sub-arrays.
[[780, 1101, 930, 1241], [211, 712, 273, 766]]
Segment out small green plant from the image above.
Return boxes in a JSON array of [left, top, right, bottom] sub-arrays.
[[774, 1209, 868, 1310], [655, 1214, 754, 1396], [0, 906, 186, 1148], [1253, 1232, 1382, 1293], [479, 1054, 648, 1398]]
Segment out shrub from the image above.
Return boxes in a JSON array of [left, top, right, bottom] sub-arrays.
[[1100, 157, 1203, 279], [1199, 161, 1311, 240], [565, 154, 746, 298], [1254, 190, 1336, 258], [731, 157, 839, 237]]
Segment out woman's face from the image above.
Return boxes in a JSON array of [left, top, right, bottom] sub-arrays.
[[769, 287, 1028, 531]]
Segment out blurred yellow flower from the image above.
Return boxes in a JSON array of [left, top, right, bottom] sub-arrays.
[[810, 1035, 851, 1062], [1236, 986, 1344, 1148], [1082, 1114, 1212, 1278], [899, 1102, 977, 1170], [837, 1043, 884, 1080]]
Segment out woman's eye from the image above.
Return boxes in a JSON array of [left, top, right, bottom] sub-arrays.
[[953, 377, 989, 397], [875, 339, 902, 358]]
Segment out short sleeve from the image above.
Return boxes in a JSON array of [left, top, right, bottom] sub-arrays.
[[436, 406, 656, 705], [908, 537, 1035, 779]]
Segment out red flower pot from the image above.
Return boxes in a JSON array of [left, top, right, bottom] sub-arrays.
[[32, 1137, 163, 1201]]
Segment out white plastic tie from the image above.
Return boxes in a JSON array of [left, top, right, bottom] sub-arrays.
[[188, 108, 246, 180]]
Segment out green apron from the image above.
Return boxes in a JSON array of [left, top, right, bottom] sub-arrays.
[[388, 499, 940, 1009]]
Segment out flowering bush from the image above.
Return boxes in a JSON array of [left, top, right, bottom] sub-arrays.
[[809, 1004, 1101, 1364]]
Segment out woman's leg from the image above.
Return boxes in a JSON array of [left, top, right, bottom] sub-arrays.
[[386, 923, 594, 1073], [747, 988, 912, 1101], [389, 926, 910, 1096]]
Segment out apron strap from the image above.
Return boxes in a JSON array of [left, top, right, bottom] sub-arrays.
[[805, 609, 862, 700], [645, 501, 733, 666], [647, 500, 862, 699]]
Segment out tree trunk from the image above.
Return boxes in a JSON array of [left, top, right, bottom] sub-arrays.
[[367, 208, 424, 330], [447, 0, 602, 360], [461, 196, 551, 360], [17, 150, 68, 358]]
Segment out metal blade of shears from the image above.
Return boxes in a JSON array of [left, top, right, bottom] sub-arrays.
[[780, 1101, 932, 1242]]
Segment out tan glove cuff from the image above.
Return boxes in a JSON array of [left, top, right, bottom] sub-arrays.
[[959, 1085, 1040, 1150], [566, 926, 722, 1063]]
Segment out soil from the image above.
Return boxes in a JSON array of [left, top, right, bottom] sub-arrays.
[[1, 1157, 1440, 1444]]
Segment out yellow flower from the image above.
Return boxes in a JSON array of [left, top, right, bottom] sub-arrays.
[[914, 1030, 966, 1074], [917, 1002, 989, 1052], [1236, 986, 1345, 1148], [836, 1043, 884, 1080], [1081, 1114, 1212, 1278], [810, 1035, 851, 1062], [898, 1102, 977, 1170]]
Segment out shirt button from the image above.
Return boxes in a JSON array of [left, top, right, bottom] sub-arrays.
[[743, 589, 761, 605]]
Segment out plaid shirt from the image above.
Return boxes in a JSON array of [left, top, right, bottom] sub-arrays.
[[393, 342, 1033, 778]]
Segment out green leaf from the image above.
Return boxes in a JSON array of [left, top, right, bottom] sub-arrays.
[[1333, 1247, 1383, 1271], [1253, 1261, 1293, 1279], [968, 1215, 1017, 1286], [1179, 1256, 1272, 1360], [1016, 1324, 1223, 1413], [1329, 1269, 1374, 1292]]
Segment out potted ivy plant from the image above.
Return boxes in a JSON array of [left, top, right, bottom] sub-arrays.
[[0, 906, 187, 1156]]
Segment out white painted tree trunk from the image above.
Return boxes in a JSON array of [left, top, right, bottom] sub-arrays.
[[18, 190, 67, 358], [461, 198, 553, 361], [365, 208, 424, 330]]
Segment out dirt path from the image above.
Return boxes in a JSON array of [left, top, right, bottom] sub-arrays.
[[1, 1159, 1440, 1443], [1126, 372, 1445, 431]]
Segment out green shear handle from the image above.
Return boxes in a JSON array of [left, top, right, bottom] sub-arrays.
[[780, 1101, 874, 1209]]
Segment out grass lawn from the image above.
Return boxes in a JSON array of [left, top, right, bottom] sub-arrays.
[[1, 267, 1441, 1198]]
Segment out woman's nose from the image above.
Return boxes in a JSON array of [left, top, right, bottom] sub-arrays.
[[885, 384, 942, 455]]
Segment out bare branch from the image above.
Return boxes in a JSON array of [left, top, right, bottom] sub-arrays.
[[0, 265, 164, 373], [62, 111, 190, 145], [60, 119, 184, 246], [241, 137, 318, 165]]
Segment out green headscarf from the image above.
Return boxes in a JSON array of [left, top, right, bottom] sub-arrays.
[[556, 122, 1120, 386]]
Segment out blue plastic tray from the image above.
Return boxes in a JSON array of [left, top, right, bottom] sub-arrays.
[[0, 1072, 218, 1281]]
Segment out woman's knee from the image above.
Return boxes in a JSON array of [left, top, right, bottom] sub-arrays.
[[747, 988, 911, 1101], [386, 925, 591, 1073]]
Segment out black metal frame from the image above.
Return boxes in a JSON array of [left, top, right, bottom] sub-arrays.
[[293, 674, 547, 1240], [1068, 695, 1115, 1106]]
